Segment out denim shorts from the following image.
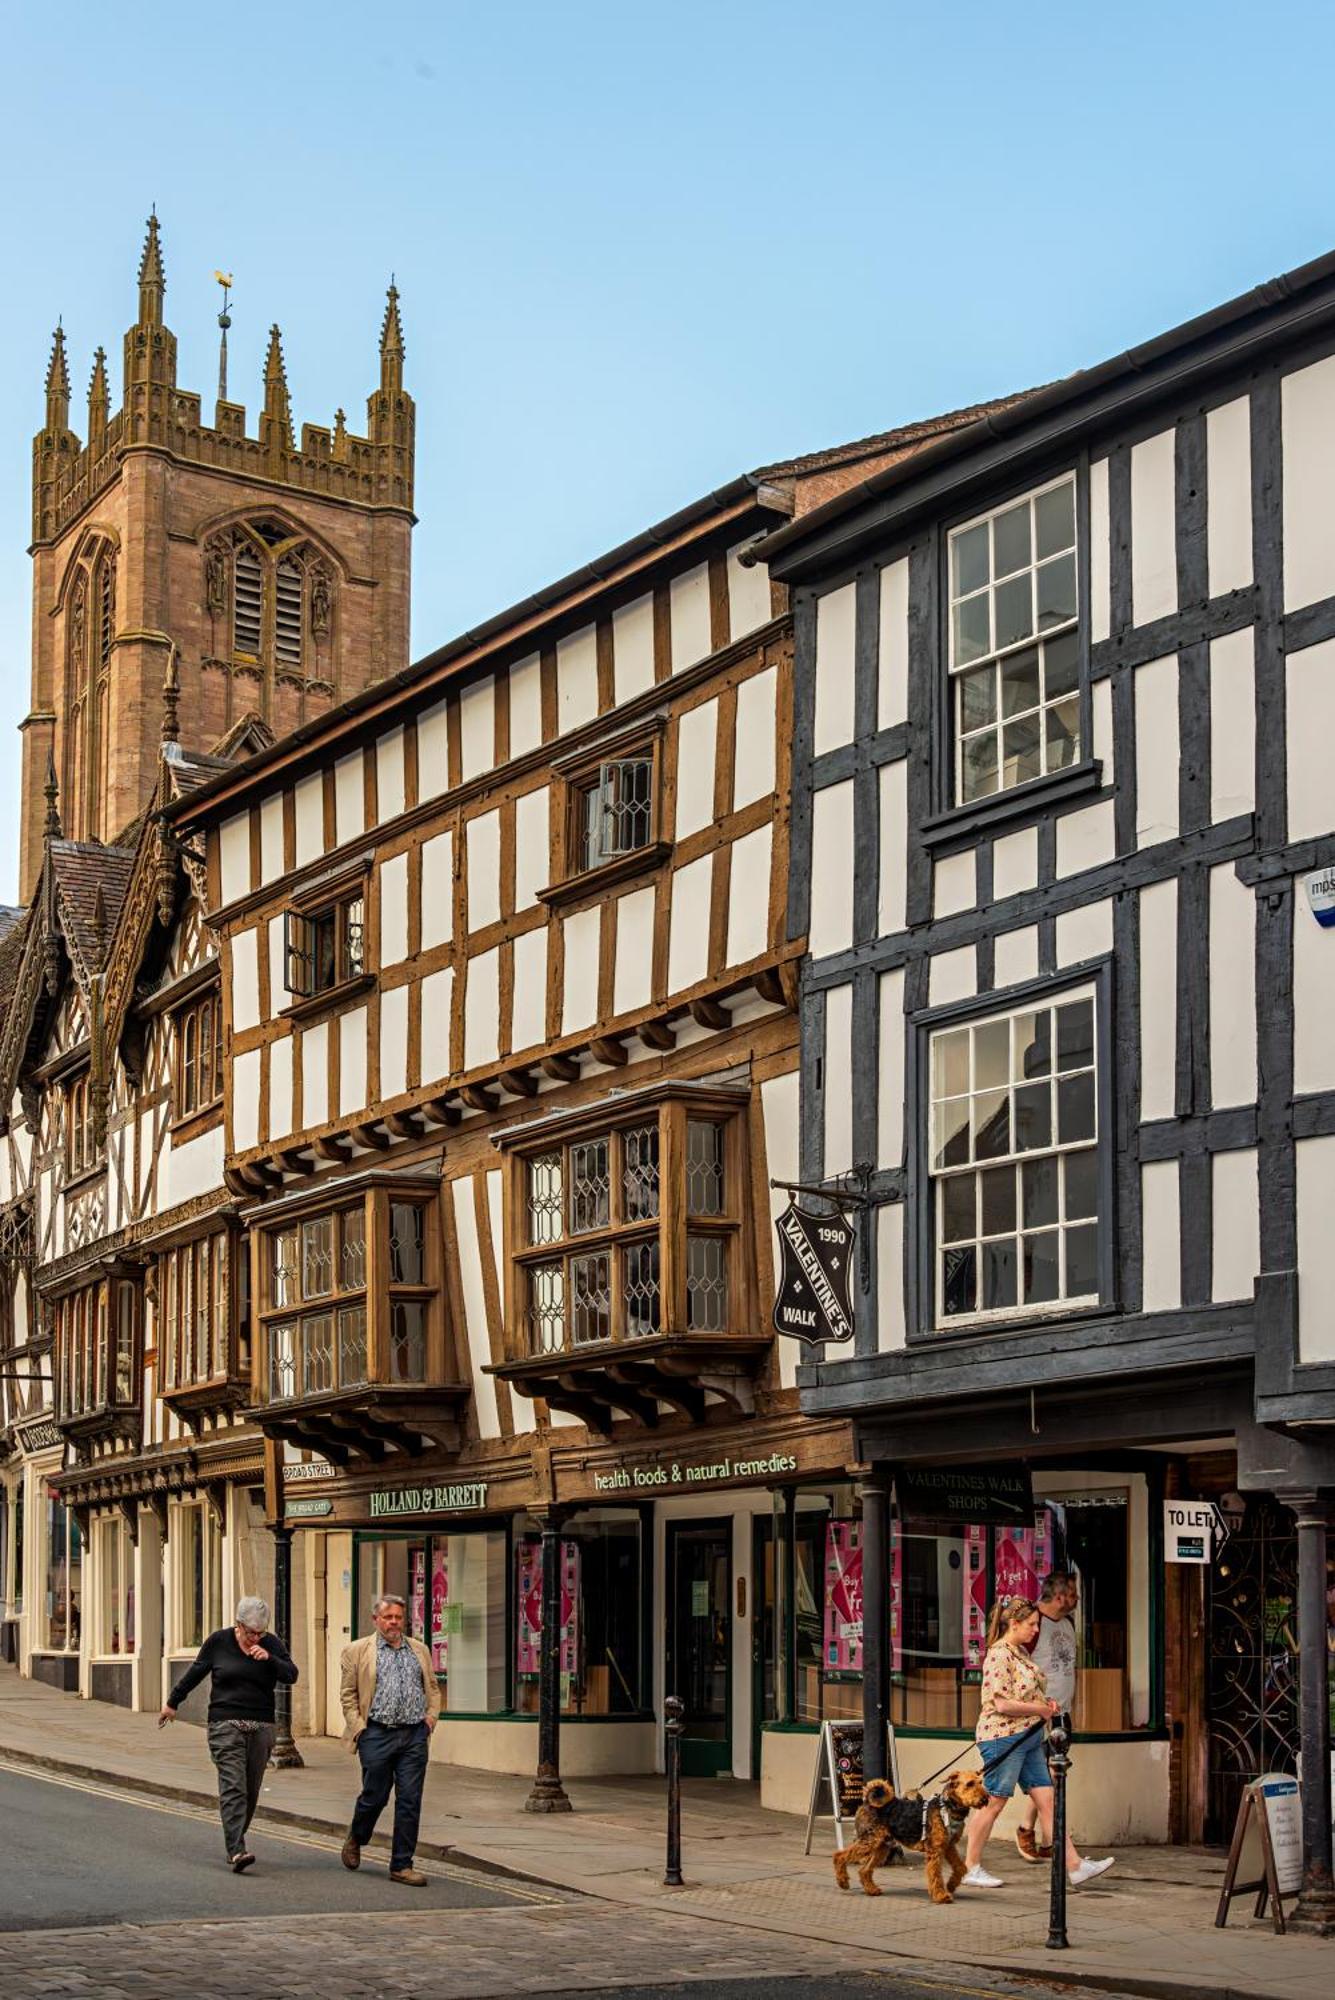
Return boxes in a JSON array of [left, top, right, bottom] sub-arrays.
[[979, 1728, 1050, 1799]]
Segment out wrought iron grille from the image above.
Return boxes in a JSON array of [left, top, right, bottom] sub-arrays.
[[1206, 1495, 1299, 1845]]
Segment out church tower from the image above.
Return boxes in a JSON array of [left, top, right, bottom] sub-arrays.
[[20, 215, 416, 898]]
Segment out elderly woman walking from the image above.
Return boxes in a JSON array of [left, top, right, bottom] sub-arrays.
[[159, 1594, 299, 1872], [961, 1594, 1114, 1892]]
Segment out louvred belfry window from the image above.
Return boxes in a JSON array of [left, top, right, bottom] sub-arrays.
[[274, 556, 304, 668], [232, 543, 263, 658]]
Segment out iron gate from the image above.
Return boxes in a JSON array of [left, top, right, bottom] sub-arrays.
[[1206, 1494, 1299, 1844]]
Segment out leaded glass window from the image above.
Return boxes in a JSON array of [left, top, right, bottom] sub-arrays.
[[260, 1195, 434, 1401]]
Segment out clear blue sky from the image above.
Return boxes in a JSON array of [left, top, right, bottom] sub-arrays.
[[2, 1, 1334, 898]]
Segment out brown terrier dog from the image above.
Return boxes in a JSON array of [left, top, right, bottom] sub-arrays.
[[832, 1770, 991, 1903]]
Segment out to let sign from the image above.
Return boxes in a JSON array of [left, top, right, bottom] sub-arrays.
[[772, 1204, 856, 1345], [1164, 1498, 1228, 1563]]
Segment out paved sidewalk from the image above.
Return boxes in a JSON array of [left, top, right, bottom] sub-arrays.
[[0, 1668, 1328, 1999]]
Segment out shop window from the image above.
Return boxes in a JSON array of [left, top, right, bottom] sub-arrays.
[[64, 1070, 96, 1177], [515, 1513, 645, 1718], [95, 1514, 135, 1657], [258, 1188, 437, 1404], [161, 1235, 229, 1389], [356, 1529, 509, 1714], [176, 1500, 222, 1650], [42, 1489, 81, 1652], [757, 1485, 864, 1730], [509, 1093, 744, 1356], [283, 884, 367, 1002], [928, 983, 1101, 1328], [173, 988, 223, 1122], [55, 1277, 138, 1419]]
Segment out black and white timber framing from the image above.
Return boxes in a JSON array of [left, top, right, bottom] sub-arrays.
[[762, 253, 1335, 1902]]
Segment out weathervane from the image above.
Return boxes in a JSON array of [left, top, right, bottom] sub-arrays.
[[215, 269, 234, 405]]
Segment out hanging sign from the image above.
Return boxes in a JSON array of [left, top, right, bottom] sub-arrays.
[[1215, 1773, 1304, 1933], [1164, 1498, 1229, 1564], [1301, 866, 1335, 928], [898, 1465, 1033, 1526], [772, 1203, 855, 1345]]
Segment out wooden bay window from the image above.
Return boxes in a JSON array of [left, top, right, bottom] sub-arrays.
[[173, 988, 223, 1123]]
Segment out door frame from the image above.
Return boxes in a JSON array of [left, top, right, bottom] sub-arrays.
[[665, 1514, 733, 1777]]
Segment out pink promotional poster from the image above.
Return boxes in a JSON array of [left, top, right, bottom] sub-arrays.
[[823, 1522, 863, 1675], [430, 1547, 448, 1673], [516, 1537, 580, 1679]]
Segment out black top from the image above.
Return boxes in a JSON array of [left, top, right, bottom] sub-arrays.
[[168, 1628, 299, 1723]]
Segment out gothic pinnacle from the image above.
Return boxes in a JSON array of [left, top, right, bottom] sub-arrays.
[[262, 323, 293, 450], [87, 347, 109, 432], [43, 748, 62, 840], [44, 321, 71, 427], [137, 209, 165, 324], [380, 281, 405, 358]]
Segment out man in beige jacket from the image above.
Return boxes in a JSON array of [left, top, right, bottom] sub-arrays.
[[339, 1592, 442, 1885]]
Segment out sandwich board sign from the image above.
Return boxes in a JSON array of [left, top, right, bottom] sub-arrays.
[[772, 1203, 856, 1346], [1215, 1772, 1304, 1933], [1163, 1498, 1229, 1564], [803, 1717, 901, 1853]]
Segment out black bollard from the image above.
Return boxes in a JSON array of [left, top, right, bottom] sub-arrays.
[[1045, 1717, 1070, 1950], [664, 1694, 684, 1886]]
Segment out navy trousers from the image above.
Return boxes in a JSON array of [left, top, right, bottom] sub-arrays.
[[350, 1721, 430, 1870]]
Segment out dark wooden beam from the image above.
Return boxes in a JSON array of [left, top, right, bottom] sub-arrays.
[[384, 1109, 428, 1140], [638, 1018, 677, 1051], [500, 1067, 540, 1098], [461, 1083, 498, 1113], [590, 1036, 628, 1067], [542, 1053, 580, 1082], [351, 1123, 391, 1152], [314, 1134, 353, 1163], [689, 996, 730, 1030]]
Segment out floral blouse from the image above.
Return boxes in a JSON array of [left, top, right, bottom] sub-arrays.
[[976, 1639, 1048, 1743]]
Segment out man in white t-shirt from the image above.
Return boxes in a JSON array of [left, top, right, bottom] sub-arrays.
[[1015, 1570, 1079, 1864]]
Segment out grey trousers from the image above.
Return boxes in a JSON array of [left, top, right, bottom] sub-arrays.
[[207, 1722, 275, 1858]]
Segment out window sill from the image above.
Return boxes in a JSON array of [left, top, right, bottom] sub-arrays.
[[280, 972, 377, 1025], [912, 1299, 1108, 1346], [62, 1162, 105, 1193], [168, 1102, 223, 1145], [920, 759, 1103, 852], [537, 841, 672, 910]]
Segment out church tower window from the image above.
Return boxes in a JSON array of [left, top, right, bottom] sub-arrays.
[[232, 541, 264, 658], [274, 555, 304, 668]]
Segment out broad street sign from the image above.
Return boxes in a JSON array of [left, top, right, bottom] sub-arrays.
[[772, 1202, 856, 1346]]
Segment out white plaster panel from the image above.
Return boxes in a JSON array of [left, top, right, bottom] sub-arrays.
[[877, 761, 907, 938], [1282, 353, 1335, 611], [1294, 887, 1335, 1094], [375, 729, 406, 825], [452, 1177, 501, 1437], [727, 542, 772, 641], [259, 793, 285, 883], [994, 926, 1040, 990], [1092, 678, 1114, 785], [1296, 1134, 1335, 1361], [232, 1048, 260, 1152], [993, 826, 1039, 901], [929, 946, 976, 1007], [514, 787, 550, 911], [1206, 395, 1253, 596], [760, 1069, 801, 1388], [301, 1022, 328, 1128], [1135, 654, 1180, 847], [1138, 879, 1178, 1123], [379, 851, 409, 965], [1131, 429, 1177, 628], [333, 754, 364, 846], [466, 810, 502, 933], [668, 855, 712, 994], [933, 850, 975, 919], [510, 927, 548, 1055], [556, 625, 598, 735], [1211, 1148, 1259, 1305], [732, 666, 777, 809], [339, 1005, 368, 1117], [613, 887, 655, 1017], [420, 831, 453, 950], [219, 813, 251, 906], [814, 581, 857, 755], [612, 594, 655, 706], [670, 564, 712, 672], [823, 982, 853, 1179], [809, 781, 855, 959], [164, 1125, 225, 1209], [877, 968, 905, 1170], [1209, 865, 1256, 1108], [1057, 799, 1116, 877], [1140, 1160, 1181, 1312], [674, 701, 717, 840], [726, 825, 772, 967], [1056, 896, 1113, 967], [878, 558, 909, 730], [1286, 639, 1335, 841], [379, 984, 408, 1102], [1089, 456, 1111, 644], [458, 675, 495, 782], [419, 968, 453, 1087], [561, 905, 601, 1033], [464, 948, 500, 1071], [508, 653, 543, 760], [417, 698, 450, 799], [293, 773, 324, 868], [230, 927, 260, 1032], [876, 1205, 906, 1353], [1209, 627, 1255, 822]]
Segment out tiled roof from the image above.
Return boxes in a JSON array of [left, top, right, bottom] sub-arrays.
[[754, 392, 1039, 481], [49, 840, 137, 975]]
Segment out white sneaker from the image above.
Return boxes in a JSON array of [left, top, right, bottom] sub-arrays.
[[1069, 1856, 1115, 1887], [962, 1865, 1005, 1888]]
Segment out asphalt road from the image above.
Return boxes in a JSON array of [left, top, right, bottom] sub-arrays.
[[0, 1763, 523, 1928]]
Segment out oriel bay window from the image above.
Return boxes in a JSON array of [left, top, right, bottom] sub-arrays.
[[161, 1235, 230, 1390], [55, 1275, 139, 1425]]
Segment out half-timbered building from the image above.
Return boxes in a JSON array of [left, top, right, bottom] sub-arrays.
[[757, 256, 1335, 1904]]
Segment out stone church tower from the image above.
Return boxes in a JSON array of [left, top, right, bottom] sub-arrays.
[[21, 214, 415, 897]]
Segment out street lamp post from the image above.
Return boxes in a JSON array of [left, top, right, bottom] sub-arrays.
[[270, 1523, 303, 1770]]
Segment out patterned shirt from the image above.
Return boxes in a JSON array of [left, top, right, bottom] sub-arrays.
[[976, 1638, 1048, 1743], [367, 1634, 428, 1726]]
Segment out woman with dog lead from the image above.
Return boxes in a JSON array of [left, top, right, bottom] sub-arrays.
[[961, 1595, 1114, 1892]]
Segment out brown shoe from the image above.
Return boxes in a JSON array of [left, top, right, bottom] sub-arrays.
[[1015, 1826, 1051, 1863], [389, 1866, 429, 1887], [341, 1834, 361, 1871]]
